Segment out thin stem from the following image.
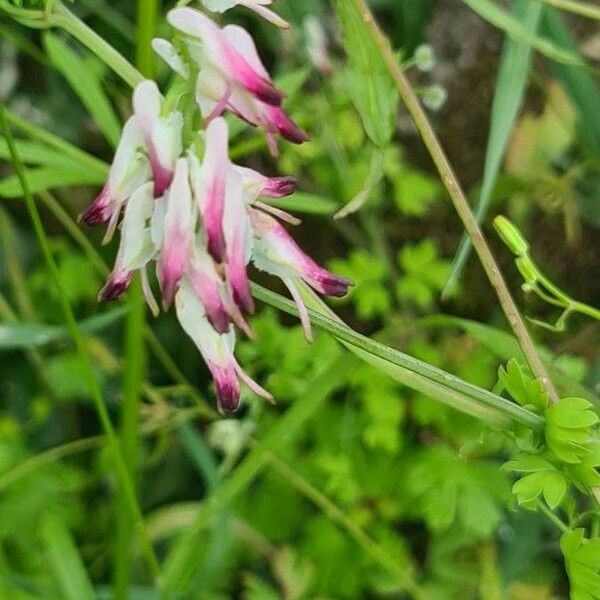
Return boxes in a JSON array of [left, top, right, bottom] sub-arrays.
[[50, 3, 144, 88], [4, 108, 109, 176], [537, 500, 570, 533], [0, 107, 161, 582], [252, 283, 545, 432], [346, 0, 560, 405], [266, 451, 426, 599], [536, 0, 600, 20], [114, 3, 156, 593]]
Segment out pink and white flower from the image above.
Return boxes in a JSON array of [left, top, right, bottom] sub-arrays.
[[78, 118, 150, 235], [168, 8, 284, 105], [176, 278, 272, 413], [98, 181, 158, 301], [132, 80, 183, 198], [83, 10, 352, 414], [158, 157, 195, 309], [249, 208, 352, 340], [162, 8, 308, 154]]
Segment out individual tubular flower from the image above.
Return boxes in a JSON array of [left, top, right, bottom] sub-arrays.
[[162, 8, 308, 154], [78, 118, 150, 235], [80, 80, 183, 241], [175, 278, 272, 413], [249, 208, 353, 340], [168, 8, 283, 105], [98, 181, 158, 301], [132, 80, 183, 197], [158, 157, 195, 309], [199, 0, 289, 28]]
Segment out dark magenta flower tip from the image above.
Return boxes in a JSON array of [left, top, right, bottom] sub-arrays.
[[98, 271, 133, 301], [79, 187, 111, 226], [263, 176, 297, 198], [318, 273, 354, 298]]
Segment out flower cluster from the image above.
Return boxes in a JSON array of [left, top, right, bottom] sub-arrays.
[[80, 2, 351, 413]]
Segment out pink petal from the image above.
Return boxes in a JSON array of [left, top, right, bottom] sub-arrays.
[[188, 261, 231, 334], [263, 105, 309, 144], [250, 209, 353, 297], [201, 118, 229, 262], [79, 183, 112, 226], [160, 158, 194, 309], [234, 359, 274, 402]]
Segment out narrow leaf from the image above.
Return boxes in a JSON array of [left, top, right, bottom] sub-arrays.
[[461, 0, 583, 66], [0, 166, 105, 197], [43, 32, 122, 148], [541, 7, 600, 153], [0, 306, 129, 350], [444, 0, 543, 295], [333, 0, 398, 146], [40, 514, 95, 600]]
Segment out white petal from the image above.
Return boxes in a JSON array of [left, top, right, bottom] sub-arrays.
[[115, 181, 157, 270], [152, 38, 189, 79]]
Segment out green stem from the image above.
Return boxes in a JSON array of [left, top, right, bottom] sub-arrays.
[[252, 283, 545, 432], [50, 3, 144, 88], [0, 106, 161, 582], [536, 0, 600, 20], [537, 500, 570, 533], [345, 0, 560, 406], [114, 3, 156, 595]]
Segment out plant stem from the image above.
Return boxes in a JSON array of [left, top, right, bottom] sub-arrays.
[[0, 106, 161, 582], [347, 0, 560, 405], [252, 283, 545, 432], [536, 0, 600, 20], [114, 3, 156, 595], [537, 500, 570, 533], [50, 2, 144, 88]]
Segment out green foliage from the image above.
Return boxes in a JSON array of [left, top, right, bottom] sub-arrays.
[[498, 358, 549, 414], [396, 240, 451, 309], [561, 529, 600, 600], [404, 446, 510, 537], [329, 250, 391, 319], [546, 398, 599, 464], [332, 0, 398, 147], [504, 453, 568, 509], [0, 1, 599, 599]]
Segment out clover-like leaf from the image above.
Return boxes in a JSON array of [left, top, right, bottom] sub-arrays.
[[546, 398, 599, 464], [498, 358, 549, 414], [561, 529, 600, 600], [504, 453, 568, 509]]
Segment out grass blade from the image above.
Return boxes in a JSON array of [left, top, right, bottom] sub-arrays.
[[461, 0, 583, 66], [444, 0, 543, 296], [40, 514, 95, 600], [536, 0, 600, 21], [541, 7, 600, 153], [0, 306, 129, 350], [253, 282, 544, 431], [0, 166, 106, 197], [43, 32, 122, 148]]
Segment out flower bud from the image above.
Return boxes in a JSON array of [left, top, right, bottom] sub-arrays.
[[494, 216, 529, 257]]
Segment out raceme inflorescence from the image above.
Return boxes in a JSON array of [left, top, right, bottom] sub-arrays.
[[79, 1, 352, 413]]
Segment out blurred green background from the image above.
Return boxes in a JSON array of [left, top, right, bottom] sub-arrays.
[[1, 0, 599, 598]]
